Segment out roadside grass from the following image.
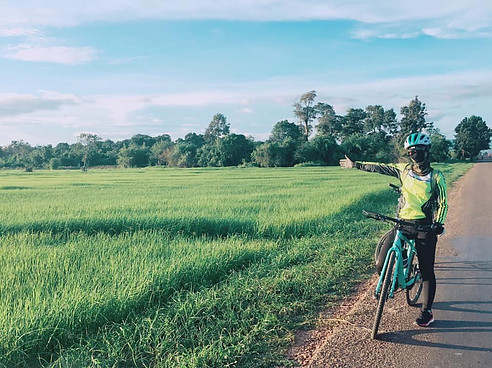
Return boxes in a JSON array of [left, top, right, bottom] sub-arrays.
[[0, 163, 471, 367]]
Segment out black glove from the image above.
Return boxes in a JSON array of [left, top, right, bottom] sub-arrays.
[[434, 222, 444, 235]]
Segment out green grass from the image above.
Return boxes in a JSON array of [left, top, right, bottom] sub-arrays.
[[0, 163, 471, 367]]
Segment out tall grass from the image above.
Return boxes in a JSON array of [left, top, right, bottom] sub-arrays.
[[0, 164, 471, 367]]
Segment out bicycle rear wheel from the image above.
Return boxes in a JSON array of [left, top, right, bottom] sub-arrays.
[[372, 251, 395, 339], [405, 252, 423, 306]]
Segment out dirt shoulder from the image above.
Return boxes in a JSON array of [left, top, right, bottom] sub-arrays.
[[283, 168, 467, 368]]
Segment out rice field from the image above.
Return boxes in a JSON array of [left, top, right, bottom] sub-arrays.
[[0, 164, 471, 367]]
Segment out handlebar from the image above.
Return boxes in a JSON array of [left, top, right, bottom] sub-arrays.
[[363, 210, 435, 233]]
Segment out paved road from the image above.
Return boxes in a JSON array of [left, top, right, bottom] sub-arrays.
[[291, 162, 492, 368], [422, 162, 492, 367]]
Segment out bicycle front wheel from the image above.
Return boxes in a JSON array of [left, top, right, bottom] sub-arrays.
[[405, 252, 423, 306], [372, 251, 396, 339]]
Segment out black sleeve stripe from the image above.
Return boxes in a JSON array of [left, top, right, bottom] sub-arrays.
[[435, 173, 448, 223], [354, 162, 401, 178]]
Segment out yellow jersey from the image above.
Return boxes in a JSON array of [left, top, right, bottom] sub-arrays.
[[354, 162, 448, 224]]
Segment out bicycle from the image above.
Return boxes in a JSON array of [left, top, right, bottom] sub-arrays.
[[363, 209, 433, 339]]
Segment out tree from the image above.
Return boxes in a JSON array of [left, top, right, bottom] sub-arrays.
[[97, 139, 118, 166], [36, 145, 53, 166], [251, 119, 305, 167], [252, 138, 299, 167], [294, 90, 318, 139], [315, 103, 341, 138], [398, 96, 433, 146], [167, 142, 200, 167], [251, 143, 271, 167], [364, 105, 398, 136], [183, 133, 206, 148], [53, 142, 81, 167], [270, 120, 303, 143], [77, 133, 102, 170], [200, 134, 254, 167], [128, 134, 156, 148], [53, 142, 70, 157], [295, 135, 341, 165], [204, 113, 230, 142], [454, 115, 491, 159], [117, 143, 150, 168], [428, 129, 451, 162], [340, 133, 395, 162], [340, 108, 366, 140], [197, 143, 220, 167], [30, 149, 45, 168], [216, 134, 254, 166], [154, 134, 172, 143], [4, 140, 33, 168], [383, 108, 398, 135], [150, 137, 174, 166], [49, 157, 62, 170]]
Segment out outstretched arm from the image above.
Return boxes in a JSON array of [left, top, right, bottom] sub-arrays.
[[340, 154, 402, 179]]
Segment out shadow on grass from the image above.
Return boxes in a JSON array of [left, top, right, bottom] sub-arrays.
[[0, 190, 395, 241]]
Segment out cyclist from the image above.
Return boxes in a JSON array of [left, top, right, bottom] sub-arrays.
[[340, 132, 447, 327]]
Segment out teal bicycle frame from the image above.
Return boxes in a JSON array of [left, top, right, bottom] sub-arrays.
[[363, 209, 428, 339], [375, 229, 417, 299]]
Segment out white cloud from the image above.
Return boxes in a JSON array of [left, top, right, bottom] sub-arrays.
[[0, 19, 98, 64], [352, 14, 492, 40], [107, 55, 152, 65], [352, 27, 421, 40], [0, 26, 42, 37], [0, 91, 80, 117], [0, 1, 491, 38], [0, 1, 478, 24], [1, 69, 491, 146], [422, 26, 492, 39], [3, 45, 97, 64], [315, 70, 492, 138], [149, 91, 247, 106]]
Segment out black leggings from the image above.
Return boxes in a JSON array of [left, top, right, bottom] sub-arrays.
[[376, 227, 438, 311]]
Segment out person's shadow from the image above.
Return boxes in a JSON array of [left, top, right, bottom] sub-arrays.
[[377, 300, 492, 353]]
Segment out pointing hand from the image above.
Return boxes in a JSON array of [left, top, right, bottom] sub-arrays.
[[339, 155, 354, 169]]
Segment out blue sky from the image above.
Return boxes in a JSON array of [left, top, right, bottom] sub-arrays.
[[1, 1, 491, 146]]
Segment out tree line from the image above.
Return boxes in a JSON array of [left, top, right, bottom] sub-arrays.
[[1, 93, 490, 170]]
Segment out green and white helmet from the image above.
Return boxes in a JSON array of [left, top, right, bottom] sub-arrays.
[[404, 132, 431, 149]]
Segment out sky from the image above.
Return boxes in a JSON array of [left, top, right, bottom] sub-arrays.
[[1, 1, 491, 147]]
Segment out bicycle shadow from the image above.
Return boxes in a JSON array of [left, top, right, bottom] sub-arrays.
[[432, 300, 492, 315], [435, 259, 492, 273], [435, 278, 492, 286], [434, 259, 492, 290]]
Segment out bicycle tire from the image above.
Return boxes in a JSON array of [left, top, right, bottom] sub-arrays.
[[371, 251, 395, 339], [405, 252, 423, 306]]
